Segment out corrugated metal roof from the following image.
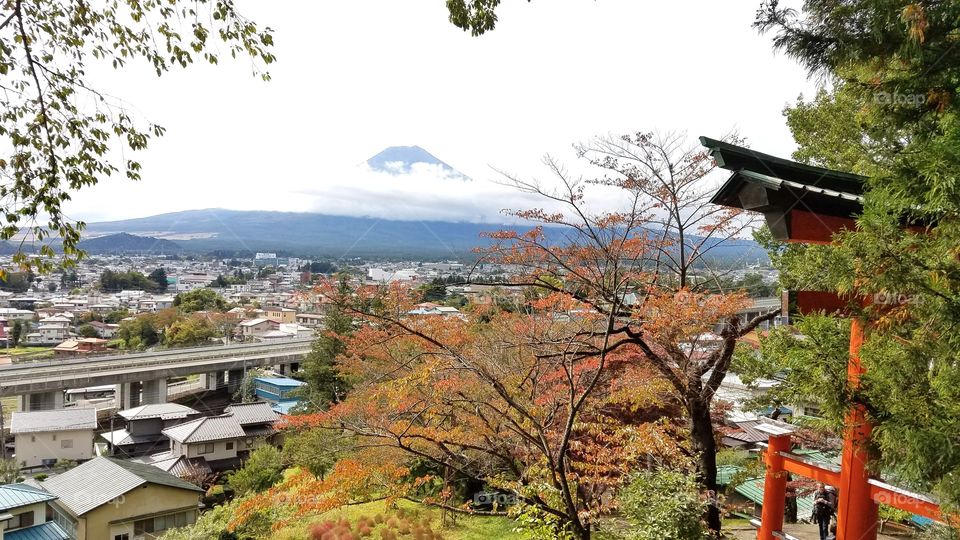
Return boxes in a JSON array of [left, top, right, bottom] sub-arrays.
[[224, 402, 279, 426], [254, 377, 305, 387], [716, 465, 741, 486], [162, 415, 246, 444], [4, 522, 70, 540], [10, 409, 97, 434], [734, 477, 815, 518], [118, 403, 198, 421], [0, 483, 57, 511], [40, 457, 201, 516], [271, 401, 298, 415]]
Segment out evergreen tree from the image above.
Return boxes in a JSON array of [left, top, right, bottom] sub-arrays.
[[756, 1, 960, 504], [301, 275, 353, 409], [148, 267, 168, 292], [9, 321, 22, 347]]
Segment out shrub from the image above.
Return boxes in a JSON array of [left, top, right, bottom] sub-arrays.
[[618, 468, 708, 540]]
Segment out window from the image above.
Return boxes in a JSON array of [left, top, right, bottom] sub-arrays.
[[114, 534, 129, 540], [51, 505, 77, 539], [226, 442, 234, 450], [30, 436, 35, 443], [52, 434, 56, 441], [135, 511, 193, 535], [61, 439, 73, 449], [197, 443, 214, 455], [18, 511, 34, 528], [7, 511, 35, 530]]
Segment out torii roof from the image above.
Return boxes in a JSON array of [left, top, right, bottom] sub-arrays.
[[701, 136, 867, 241]]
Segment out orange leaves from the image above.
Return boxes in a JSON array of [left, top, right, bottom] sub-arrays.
[[230, 456, 412, 532], [638, 288, 750, 344], [902, 4, 928, 44]]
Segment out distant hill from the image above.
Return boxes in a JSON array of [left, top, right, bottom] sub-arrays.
[[79, 232, 181, 254], [83, 209, 766, 261], [366, 146, 469, 179]]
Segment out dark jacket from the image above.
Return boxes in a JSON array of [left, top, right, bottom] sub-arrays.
[[811, 488, 837, 522]]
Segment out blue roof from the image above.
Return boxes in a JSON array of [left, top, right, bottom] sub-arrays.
[[254, 377, 305, 387], [0, 484, 57, 511], [4, 522, 70, 540], [271, 400, 300, 415]]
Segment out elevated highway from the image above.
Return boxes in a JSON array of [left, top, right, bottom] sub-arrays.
[[0, 337, 314, 410]]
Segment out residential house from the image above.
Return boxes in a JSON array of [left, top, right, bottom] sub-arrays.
[[277, 324, 312, 338], [53, 338, 109, 357], [223, 402, 280, 456], [408, 303, 461, 317], [160, 402, 278, 470], [262, 307, 296, 324], [10, 409, 97, 468], [25, 316, 72, 345], [0, 309, 32, 323], [37, 457, 202, 540], [85, 321, 118, 339], [0, 483, 70, 540], [237, 318, 277, 341], [294, 312, 325, 328], [101, 404, 200, 458]]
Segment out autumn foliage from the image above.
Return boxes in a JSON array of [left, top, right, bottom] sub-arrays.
[[233, 132, 776, 539]]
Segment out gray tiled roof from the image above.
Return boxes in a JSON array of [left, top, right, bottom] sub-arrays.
[[224, 402, 279, 426], [0, 483, 57, 511], [118, 403, 198, 421], [131, 453, 212, 478], [40, 457, 202, 516], [99, 429, 159, 447], [162, 415, 245, 444], [10, 409, 97, 434]]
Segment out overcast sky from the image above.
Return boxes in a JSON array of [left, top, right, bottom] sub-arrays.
[[65, 0, 817, 224]]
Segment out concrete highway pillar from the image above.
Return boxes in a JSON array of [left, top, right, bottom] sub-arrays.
[[141, 378, 168, 405], [204, 371, 225, 391], [115, 381, 142, 410], [18, 391, 64, 411], [227, 369, 244, 393]]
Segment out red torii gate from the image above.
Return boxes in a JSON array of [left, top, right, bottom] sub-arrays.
[[701, 137, 943, 540]]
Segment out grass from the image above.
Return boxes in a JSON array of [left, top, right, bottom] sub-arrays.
[[270, 499, 518, 540], [1, 396, 17, 423], [3, 346, 55, 362]]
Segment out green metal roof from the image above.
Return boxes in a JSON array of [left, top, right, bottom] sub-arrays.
[[717, 465, 742, 486], [733, 476, 815, 518]]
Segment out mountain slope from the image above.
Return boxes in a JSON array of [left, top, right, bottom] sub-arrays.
[[84, 209, 766, 261], [79, 232, 181, 253], [366, 146, 468, 179]]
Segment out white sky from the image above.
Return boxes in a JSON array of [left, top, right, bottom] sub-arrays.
[[65, 0, 817, 224]]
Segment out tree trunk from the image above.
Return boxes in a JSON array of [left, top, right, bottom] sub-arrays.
[[689, 397, 722, 536]]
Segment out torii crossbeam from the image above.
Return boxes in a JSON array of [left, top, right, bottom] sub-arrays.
[[701, 137, 943, 540]]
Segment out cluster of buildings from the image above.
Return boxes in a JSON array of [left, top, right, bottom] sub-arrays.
[[0, 373, 305, 540]]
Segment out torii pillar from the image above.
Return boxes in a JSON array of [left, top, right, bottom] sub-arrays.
[[700, 136, 883, 539], [836, 319, 878, 538]]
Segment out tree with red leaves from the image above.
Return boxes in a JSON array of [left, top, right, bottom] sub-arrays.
[[235, 132, 776, 538]]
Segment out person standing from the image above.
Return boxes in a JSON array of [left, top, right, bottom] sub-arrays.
[[811, 483, 837, 540]]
